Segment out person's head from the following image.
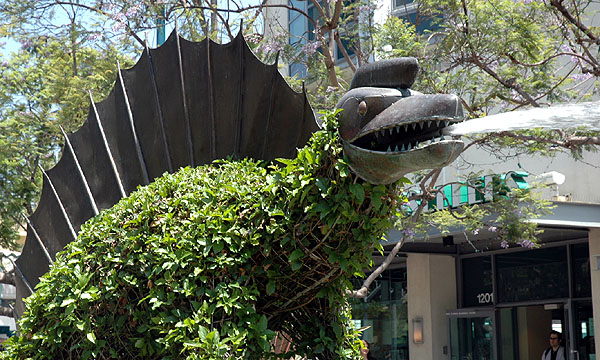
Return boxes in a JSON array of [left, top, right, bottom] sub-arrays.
[[549, 330, 562, 347], [360, 339, 370, 359]]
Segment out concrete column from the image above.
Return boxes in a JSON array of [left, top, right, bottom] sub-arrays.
[[589, 228, 600, 356], [407, 253, 457, 360], [262, 0, 289, 76]]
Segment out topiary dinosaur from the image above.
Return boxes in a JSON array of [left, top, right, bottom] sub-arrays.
[[3, 33, 464, 359]]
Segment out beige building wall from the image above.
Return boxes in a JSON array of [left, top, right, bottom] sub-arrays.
[[407, 253, 456, 360], [517, 306, 552, 360], [589, 228, 600, 357]]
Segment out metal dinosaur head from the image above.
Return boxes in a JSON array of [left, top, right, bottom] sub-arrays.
[[336, 58, 465, 184]]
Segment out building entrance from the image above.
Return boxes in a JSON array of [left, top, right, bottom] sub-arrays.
[[497, 304, 567, 360], [447, 309, 495, 360], [452, 240, 596, 359]]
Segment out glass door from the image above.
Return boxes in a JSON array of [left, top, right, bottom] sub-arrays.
[[572, 301, 595, 360], [448, 310, 495, 360]]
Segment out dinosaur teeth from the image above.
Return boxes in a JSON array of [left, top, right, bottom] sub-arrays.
[[419, 122, 424, 129], [427, 121, 432, 127], [415, 141, 419, 147], [444, 121, 450, 127], [436, 120, 441, 127], [394, 145, 399, 152], [407, 143, 412, 150], [401, 144, 405, 151], [411, 123, 417, 130], [389, 128, 394, 136], [404, 124, 409, 131], [374, 131, 379, 138], [387, 146, 392, 152]]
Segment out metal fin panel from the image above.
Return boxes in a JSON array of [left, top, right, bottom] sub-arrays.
[[127, 48, 173, 179], [60, 126, 99, 215], [236, 42, 282, 160], [149, 32, 191, 170], [94, 79, 149, 194], [178, 37, 213, 165], [17, 31, 317, 317], [68, 108, 124, 210], [43, 145, 97, 236], [117, 61, 150, 186], [16, 227, 50, 282], [28, 176, 75, 254]]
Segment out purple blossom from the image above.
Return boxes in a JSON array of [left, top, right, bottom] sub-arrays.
[[560, 44, 571, 53], [472, 229, 480, 235], [125, 5, 140, 18], [358, 5, 371, 13], [303, 41, 320, 56], [500, 240, 509, 249], [111, 11, 124, 22], [258, 38, 284, 54], [245, 34, 262, 44], [517, 239, 536, 249], [488, 226, 497, 232], [19, 39, 32, 48], [88, 33, 104, 41], [112, 21, 126, 33], [402, 228, 416, 239], [1, 61, 8, 67], [326, 86, 338, 93], [571, 55, 581, 64], [571, 73, 593, 82]]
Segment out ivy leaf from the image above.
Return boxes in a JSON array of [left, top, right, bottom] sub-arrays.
[[266, 280, 276, 295], [288, 249, 304, 262], [86, 332, 96, 344], [349, 184, 365, 205], [60, 298, 76, 307]]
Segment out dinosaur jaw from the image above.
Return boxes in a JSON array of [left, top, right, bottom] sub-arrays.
[[342, 138, 464, 184], [342, 94, 465, 184]]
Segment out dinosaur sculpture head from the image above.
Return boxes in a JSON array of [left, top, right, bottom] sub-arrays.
[[336, 58, 465, 184]]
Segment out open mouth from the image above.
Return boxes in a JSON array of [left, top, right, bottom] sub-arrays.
[[351, 118, 457, 153], [338, 93, 465, 185]]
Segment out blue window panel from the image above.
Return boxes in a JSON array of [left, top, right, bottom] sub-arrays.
[[289, 62, 307, 78]]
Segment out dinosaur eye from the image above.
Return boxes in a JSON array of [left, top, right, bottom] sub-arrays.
[[358, 101, 367, 116]]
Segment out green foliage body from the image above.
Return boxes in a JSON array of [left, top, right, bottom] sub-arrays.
[[2, 116, 398, 359]]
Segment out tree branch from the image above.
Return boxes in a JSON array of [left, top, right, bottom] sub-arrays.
[[549, 0, 599, 44]]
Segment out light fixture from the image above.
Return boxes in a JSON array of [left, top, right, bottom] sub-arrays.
[[412, 317, 424, 344]]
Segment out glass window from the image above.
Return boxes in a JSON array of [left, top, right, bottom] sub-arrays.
[[393, 0, 415, 9], [462, 256, 493, 307], [351, 268, 408, 360], [572, 243, 592, 298], [496, 246, 568, 303]]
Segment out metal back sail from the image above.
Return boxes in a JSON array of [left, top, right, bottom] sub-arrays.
[[15, 31, 317, 317]]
